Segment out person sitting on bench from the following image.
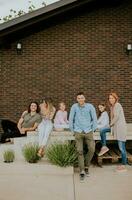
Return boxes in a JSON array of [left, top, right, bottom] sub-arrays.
[[97, 103, 110, 156], [1, 101, 42, 143], [54, 102, 69, 131]]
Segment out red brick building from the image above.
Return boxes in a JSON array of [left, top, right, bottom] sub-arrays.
[[0, 0, 132, 122]]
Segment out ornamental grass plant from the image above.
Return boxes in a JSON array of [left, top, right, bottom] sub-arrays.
[[22, 143, 40, 163], [3, 149, 15, 163], [46, 142, 77, 167]]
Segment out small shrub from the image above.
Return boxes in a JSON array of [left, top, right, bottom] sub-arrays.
[[22, 143, 40, 163], [46, 143, 78, 167], [3, 149, 15, 163]]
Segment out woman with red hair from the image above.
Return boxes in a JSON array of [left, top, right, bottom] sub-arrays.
[[109, 92, 127, 172]]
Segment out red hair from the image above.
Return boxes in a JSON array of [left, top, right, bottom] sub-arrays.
[[109, 92, 119, 103]]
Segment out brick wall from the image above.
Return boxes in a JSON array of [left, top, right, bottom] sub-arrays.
[[0, 0, 132, 123]]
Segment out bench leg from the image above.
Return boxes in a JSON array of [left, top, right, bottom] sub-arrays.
[[111, 158, 118, 163]]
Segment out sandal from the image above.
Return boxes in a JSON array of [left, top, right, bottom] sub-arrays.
[[116, 165, 127, 172]]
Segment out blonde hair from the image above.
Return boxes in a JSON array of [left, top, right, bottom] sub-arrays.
[[41, 97, 54, 117], [58, 102, 66, 109]]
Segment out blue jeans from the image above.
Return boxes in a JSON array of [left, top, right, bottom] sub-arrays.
[[100, 128, 111, 146], [118, 140, 127, 165]]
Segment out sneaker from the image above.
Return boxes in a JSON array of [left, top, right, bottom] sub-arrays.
[[98, 146, 109, 156], [80, 171, 85, 181], [85, 168, 90, 177], [116, 165, 127, 172]]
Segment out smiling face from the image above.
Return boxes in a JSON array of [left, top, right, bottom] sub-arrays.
[[59, 103, 66, 111], [98, 105, 105, 113], [109, 95, 116, 105], [77, 94, 85, 106], [30, 103, 37, 112]]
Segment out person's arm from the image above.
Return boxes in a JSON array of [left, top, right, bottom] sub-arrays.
[[17, 111, 27, 133], [21, 122, 39, 133], [69, 105, 76, 132], [90, 105, 98, 132], [17, 118, 24, 132], [19, 114, 42, 134], [65, 111, 69, 123], [110, 104, 121, 126], [97, 112, 109, 129]]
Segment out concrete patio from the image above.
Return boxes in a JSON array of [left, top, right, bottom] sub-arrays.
[[0, 160, 132, 200], [0, 129, 132, 200], [74, 164, 132, 200]]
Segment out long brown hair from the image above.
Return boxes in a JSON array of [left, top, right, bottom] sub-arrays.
[[98, 103, 107, 117], [28, 101, 40, 113]]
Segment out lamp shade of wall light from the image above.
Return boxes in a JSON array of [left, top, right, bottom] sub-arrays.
[[16, 42, 22, 54], [126, 43, 132, 55]]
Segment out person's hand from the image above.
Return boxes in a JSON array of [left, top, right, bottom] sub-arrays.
[[110, 123, 113, 127], [20, 128, 26, 134]]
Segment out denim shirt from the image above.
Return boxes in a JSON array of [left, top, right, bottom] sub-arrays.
[[69, 103, 97, 133]]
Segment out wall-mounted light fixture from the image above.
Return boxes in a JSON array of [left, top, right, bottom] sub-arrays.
[[126, 43, 132, 55], [16, 42, 22, 54]]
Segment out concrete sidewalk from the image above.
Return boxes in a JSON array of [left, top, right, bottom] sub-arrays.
[[74, 164, 132, 200], [0, 161, 132, 200], [0, 161, 74, 200]]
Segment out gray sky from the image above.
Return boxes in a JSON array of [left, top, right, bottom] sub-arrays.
[[0, 0, 59, 19]]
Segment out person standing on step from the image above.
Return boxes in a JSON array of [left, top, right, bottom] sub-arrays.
[[69, 92, 97, 180], [108, 92, 127, 172], [37, 97, 56, 157], [97, 103, 111, 156], [1, 101, 42, 143]]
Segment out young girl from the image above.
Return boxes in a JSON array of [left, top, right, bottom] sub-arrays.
[[109, 92, 127, 172], [54, 102, 69, 131], [97, 103, 110, 156], [37, 97, 56, 157]]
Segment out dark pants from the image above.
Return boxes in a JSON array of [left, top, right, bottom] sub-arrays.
[[1, 119, 26, 143]]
